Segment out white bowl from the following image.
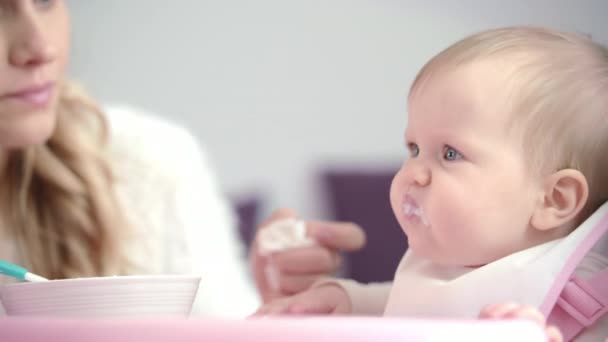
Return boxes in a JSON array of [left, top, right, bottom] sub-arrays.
[[0, 275, 201, 318]]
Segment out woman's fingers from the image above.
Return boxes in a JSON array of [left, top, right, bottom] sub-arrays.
[[272, 272, 328, 296], [307, 220, 366, 251], [256, 246, 342, 301], [251, 209, 367, 304], [251, 208, 299, 302], [257, 208, 298, 231], [272, 247, 342, 274]]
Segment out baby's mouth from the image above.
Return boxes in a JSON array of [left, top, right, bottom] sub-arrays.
[[402, 195, 429, 226]]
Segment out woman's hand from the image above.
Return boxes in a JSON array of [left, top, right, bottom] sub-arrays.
[[250, 208, 366, 303]]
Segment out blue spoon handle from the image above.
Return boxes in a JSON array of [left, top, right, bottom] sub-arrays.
[[0, 260, 28, 280]]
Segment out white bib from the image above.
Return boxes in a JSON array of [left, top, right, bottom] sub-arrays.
[[384, 202, 608, 338]]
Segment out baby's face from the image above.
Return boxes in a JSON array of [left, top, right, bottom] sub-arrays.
[[390, 61, 543, 266]]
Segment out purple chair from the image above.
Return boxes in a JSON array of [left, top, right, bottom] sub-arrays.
[[322, 167, 407, 283], [231, 193, 263, 254]]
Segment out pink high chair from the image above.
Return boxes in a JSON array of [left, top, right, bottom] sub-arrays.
[[0, 316, 546, 341]]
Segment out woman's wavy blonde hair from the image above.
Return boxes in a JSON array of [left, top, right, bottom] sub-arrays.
[[1, 81, 130, 279], [410, 26, 608, 218]]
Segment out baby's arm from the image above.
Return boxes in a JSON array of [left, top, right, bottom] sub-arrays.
[[253, 278, 392, 316], [253, 283, 351, 315], [479, 303, 563, 342], [320, 279, 392, 315]]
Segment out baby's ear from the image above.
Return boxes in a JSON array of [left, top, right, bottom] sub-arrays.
[[530, 169, 589, 231]]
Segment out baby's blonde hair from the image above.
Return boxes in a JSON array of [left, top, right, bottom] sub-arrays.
[[410, 26, 608, 216], [0, 81, 130, 279]]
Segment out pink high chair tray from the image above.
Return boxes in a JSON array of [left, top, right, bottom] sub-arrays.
[[0, 316, 546, 341]]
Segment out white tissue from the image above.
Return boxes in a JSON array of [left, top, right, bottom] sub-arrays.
[[258, 218, 316, 255]]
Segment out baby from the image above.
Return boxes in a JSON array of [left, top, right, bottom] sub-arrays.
[[256, 27, 608, 341]]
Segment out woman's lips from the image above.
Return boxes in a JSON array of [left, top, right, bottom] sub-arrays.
[[1, 82, 55, 108]]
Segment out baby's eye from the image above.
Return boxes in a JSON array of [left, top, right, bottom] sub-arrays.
[[407, 143, 420, 158], [443, 145, 463, 161]]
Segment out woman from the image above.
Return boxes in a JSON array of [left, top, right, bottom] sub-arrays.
[[0, 0, 257, 317]]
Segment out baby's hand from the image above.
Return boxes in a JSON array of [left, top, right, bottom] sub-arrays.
[[252, 284, 351, 316], [479, 302, 563, 342]]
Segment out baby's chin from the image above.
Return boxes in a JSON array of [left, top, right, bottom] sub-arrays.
[[410, 246, 491, 267]]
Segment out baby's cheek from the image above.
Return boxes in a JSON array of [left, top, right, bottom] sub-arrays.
[[433, 202, 481, 249], [389, 178, 407, 225]]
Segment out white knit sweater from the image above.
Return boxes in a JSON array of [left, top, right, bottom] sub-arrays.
[[0, 106, 260, 317]]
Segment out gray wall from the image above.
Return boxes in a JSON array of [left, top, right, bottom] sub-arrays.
[[67, 1, 608, 219]]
